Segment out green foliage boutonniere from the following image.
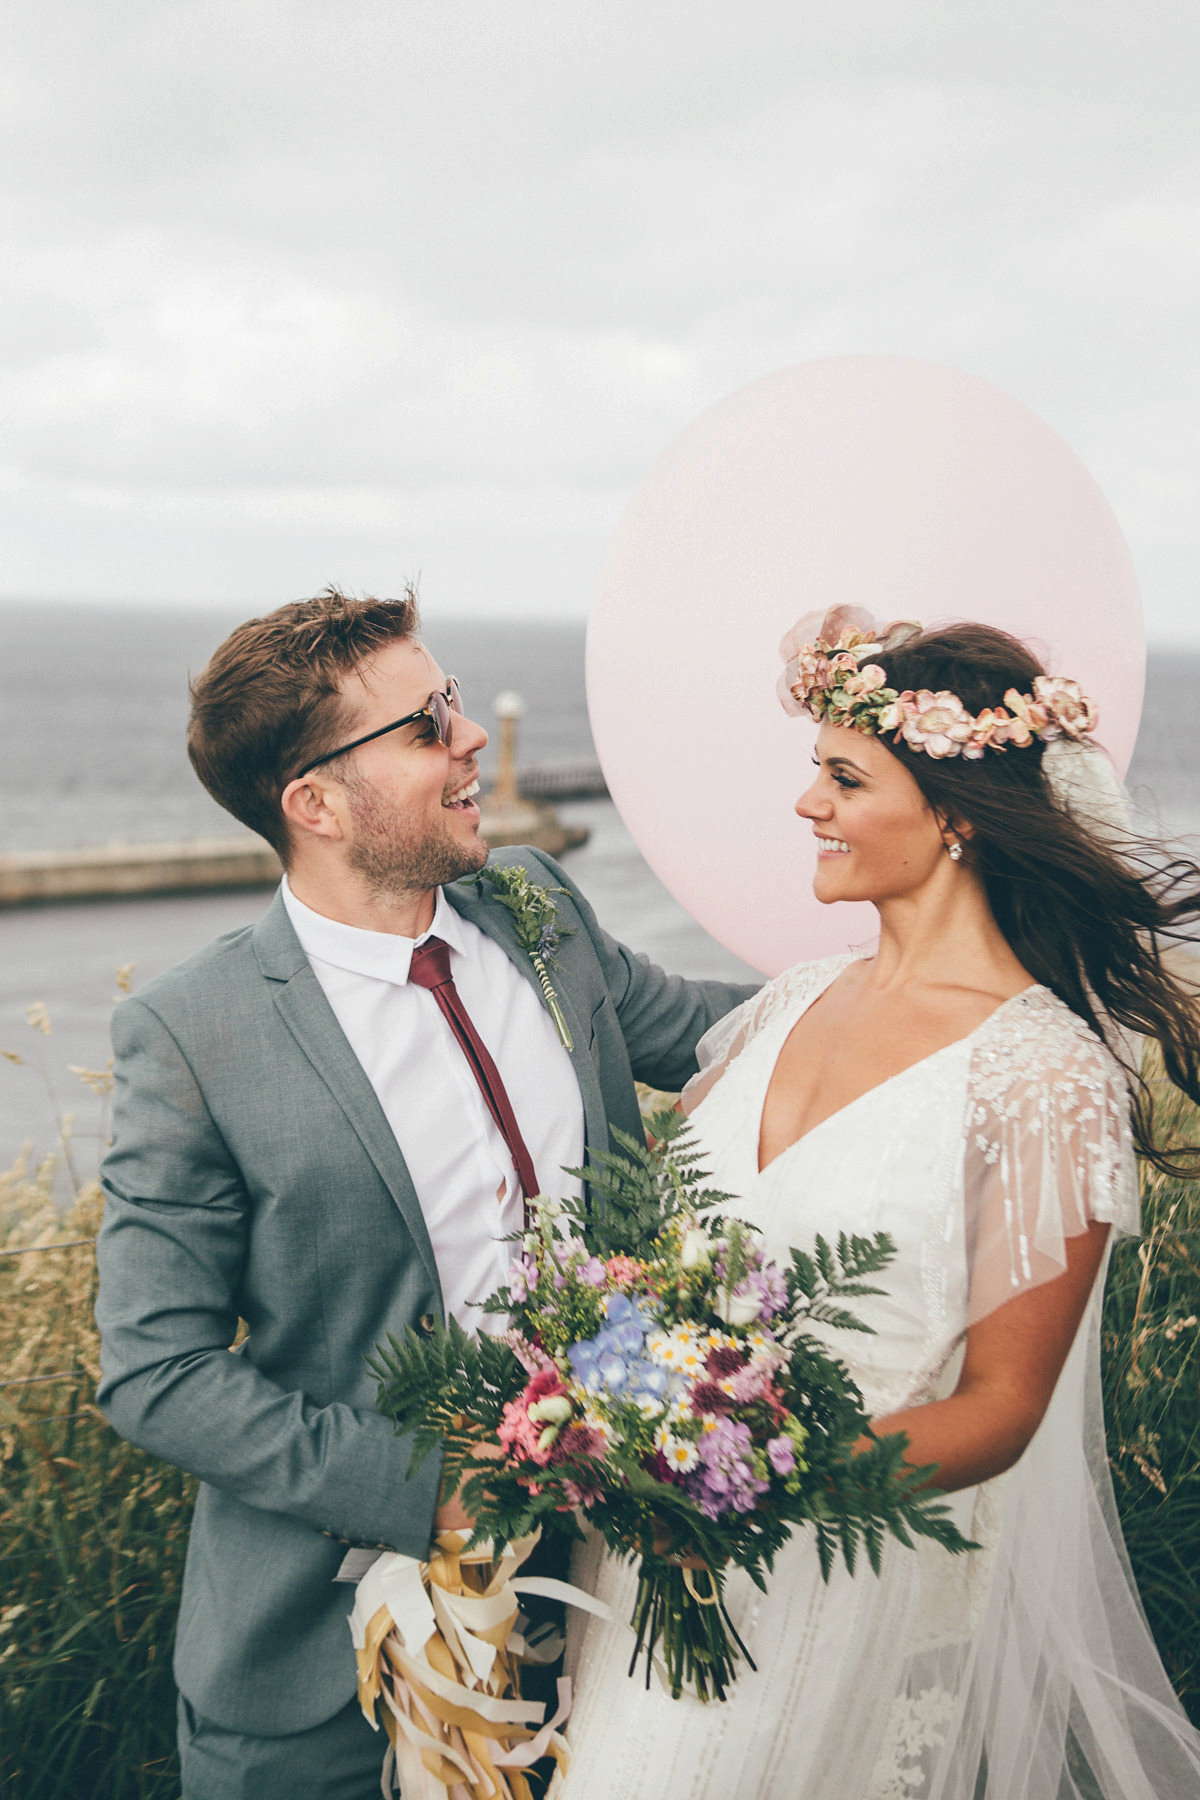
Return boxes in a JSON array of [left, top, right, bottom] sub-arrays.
[[475, 864, 575, 1050]]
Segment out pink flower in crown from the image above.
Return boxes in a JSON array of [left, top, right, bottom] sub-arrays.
[[962, 706, 1012, 760], [1031, 675, 1097, 741], [899, 690, 977, 759], [832, 630, 883, 659], [779, 606, 876, 666], [877, 693, 911, 733], [841, 662, 889, 700], [1002, 689, 1049, 747], [778, 645, 831, 717], [796, 646, 832, 699]]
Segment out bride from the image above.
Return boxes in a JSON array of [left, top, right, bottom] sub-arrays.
[[557, 613, 1200, 1799]]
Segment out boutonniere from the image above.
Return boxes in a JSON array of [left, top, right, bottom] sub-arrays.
[[475, 864, 575, 1050]]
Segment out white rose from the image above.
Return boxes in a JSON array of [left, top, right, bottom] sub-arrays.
[[680, 1228, 712, 1272], [717, 1287, 763, 1327]]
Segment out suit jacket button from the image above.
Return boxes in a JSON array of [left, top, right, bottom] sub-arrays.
[[418, 1312, 437, 1334]]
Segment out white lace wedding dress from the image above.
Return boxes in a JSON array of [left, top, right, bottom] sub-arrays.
[[557, 956, 1200, 1800]]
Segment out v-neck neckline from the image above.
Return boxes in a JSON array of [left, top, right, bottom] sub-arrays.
[[754, 970, 1042, 1177]]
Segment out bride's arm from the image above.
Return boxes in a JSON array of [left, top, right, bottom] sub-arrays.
[[866, 1218, 1110, 1492]]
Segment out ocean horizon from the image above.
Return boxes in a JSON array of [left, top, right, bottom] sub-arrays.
[[1, 600, 1196, 1173]]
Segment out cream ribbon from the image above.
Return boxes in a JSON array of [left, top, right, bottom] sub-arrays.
[[346, 1529, 612, 1800]]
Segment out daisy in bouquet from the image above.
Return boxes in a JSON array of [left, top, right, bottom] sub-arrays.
[[364, 1110, 970, 1744]]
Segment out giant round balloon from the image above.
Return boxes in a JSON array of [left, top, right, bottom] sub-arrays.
[[587, 357, 1145, 975]]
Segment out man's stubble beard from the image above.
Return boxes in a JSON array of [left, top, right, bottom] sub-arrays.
[[343, 776, 488, 901]]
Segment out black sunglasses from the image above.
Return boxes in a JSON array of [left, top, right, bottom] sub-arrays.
[[294, 677, 464, 779]]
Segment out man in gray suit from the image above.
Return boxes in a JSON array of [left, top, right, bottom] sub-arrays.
[[95, 588, 754, 1799]]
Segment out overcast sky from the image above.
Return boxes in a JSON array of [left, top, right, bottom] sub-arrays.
[[1, 1, 1197, 642]]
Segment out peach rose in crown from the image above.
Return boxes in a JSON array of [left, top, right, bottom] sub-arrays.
[[1002, 689, 1049, 747], [841, 663, 889, 700], [1031, 675, 1098, 741], [962, 706, 1012, 759], [899, 690, 977, 759]]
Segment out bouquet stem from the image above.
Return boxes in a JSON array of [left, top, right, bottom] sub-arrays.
[[627, 1561, 756, 1702]]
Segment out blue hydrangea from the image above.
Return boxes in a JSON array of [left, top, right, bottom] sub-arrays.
[[567, 1295, 680, 1407]]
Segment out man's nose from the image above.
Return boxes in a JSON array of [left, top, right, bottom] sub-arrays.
[[451, 711, 488, 756]]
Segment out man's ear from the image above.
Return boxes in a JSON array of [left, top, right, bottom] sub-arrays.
[[280, 775, 347, 844]]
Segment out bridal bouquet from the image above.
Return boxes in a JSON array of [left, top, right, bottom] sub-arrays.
[[369, 1112, 969, 1707]]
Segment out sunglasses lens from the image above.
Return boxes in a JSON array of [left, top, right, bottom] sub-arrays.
[[429, 690, 452, 744], [448, 676, 464, 715]]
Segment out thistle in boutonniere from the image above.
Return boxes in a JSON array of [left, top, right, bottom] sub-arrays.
[[476, 863, 575, 1050]]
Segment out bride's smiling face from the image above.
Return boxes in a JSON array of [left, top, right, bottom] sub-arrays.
[[795, 724, 950, 906]]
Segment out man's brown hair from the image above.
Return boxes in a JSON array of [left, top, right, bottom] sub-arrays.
[[187, 585, 420, 862]]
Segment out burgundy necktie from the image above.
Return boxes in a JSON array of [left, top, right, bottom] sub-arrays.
[[408, 936, 541, 1203]]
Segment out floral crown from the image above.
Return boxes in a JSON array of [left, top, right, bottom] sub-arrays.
[[777, 606, 1098, 761]]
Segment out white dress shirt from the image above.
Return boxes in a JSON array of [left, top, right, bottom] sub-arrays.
[[281, 878, 585, 1331]]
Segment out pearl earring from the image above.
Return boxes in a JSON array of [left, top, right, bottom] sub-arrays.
[[947, 840, 964, 862]]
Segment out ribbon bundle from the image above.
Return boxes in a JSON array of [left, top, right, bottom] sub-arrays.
[[346, 1529, 610, 1799]]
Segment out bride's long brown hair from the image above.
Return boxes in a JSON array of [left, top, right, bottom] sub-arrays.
[[871, 623, 1200, 1175]]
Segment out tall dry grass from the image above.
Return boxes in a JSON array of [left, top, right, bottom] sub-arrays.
[[1102, 1044, 1200, 1723], [1, 1001, 194, 1798]]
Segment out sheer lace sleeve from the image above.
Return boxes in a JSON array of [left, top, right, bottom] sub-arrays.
[[963, 988, 1140, 1326], [681, 955, 852, 1113]]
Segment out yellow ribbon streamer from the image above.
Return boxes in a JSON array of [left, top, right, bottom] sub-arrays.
[[351, 1528, 597, 1800]]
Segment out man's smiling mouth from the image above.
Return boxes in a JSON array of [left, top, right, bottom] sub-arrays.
[[443, 778, 480, 810]]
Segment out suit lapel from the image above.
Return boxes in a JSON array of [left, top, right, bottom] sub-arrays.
[[251, 895, 442, 1299], [446, 876, 608, 1157]]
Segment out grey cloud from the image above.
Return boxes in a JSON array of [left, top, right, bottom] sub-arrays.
[[0, 1, 1198, 633]]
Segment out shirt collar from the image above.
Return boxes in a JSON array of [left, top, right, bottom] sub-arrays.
[[280, 877, 470, 984]]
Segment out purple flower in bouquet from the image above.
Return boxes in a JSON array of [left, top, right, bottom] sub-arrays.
[[578, 1256, 607, 1288], [739, 1264, 788, 1320], [507, 1251, 539, 1305], [682, 1417, 770, 1521], [767, 1434, 796, 1477]]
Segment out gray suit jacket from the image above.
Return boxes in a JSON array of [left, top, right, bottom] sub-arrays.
[[95, 847, 755, 1735]]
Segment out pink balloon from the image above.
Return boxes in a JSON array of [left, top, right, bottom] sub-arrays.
[[587, 357, 1145, 975]]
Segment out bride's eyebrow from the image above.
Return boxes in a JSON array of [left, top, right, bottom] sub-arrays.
[[825, 754, 869, 777]]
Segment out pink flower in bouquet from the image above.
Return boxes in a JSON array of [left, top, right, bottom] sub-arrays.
[[689, 1379, 736, 1418], [727, 1362, 781, 1407], [605, 1255, 641, 1288], [498, 1398, 544, 1464], [500, 1329, 557, 1378], [499, 1367, 571, 1467], [578, 1256, 607, 1288], [548, 1426, 610, 1507], [507, 1251, 539, 1304]]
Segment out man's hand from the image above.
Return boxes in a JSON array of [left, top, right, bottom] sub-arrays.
[[432, 1435, 506, 1540]]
